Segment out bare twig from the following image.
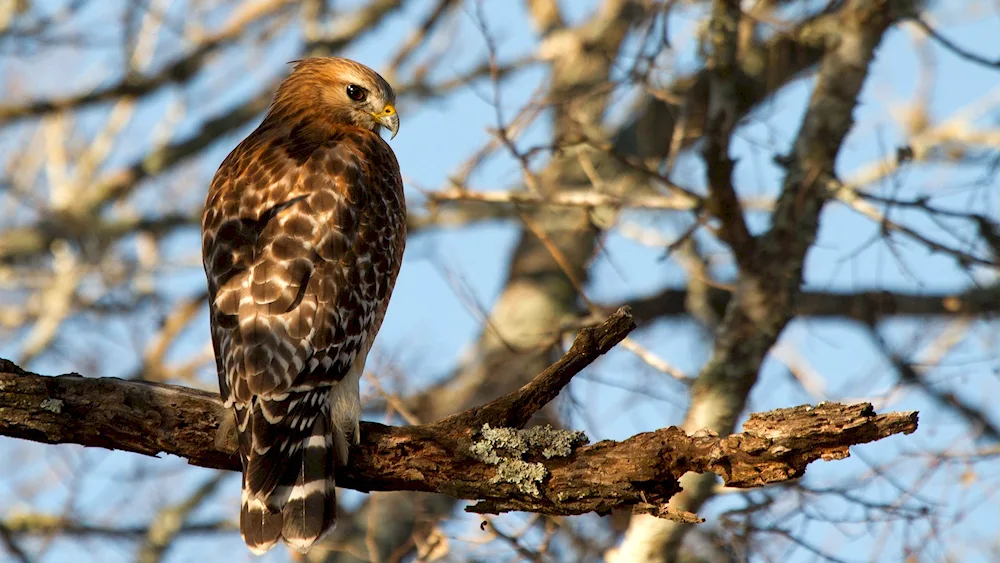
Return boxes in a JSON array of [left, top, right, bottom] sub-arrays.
[[0, 0, 297, 125], [443, 307, 635, 429], [426, 189, 697, 211], [911, 16, 1000, 69]]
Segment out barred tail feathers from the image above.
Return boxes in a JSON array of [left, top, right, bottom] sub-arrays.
[[240, 489, 283, 555], [237, 390, 340, 554], [278, 429, 338, 552]]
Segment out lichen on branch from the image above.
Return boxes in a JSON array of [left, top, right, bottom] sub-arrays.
[[0, 310, 918, 522], [470, 424, 588, 495]]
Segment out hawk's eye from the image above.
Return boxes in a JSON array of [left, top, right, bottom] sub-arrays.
[[346, 84, 366, 101]]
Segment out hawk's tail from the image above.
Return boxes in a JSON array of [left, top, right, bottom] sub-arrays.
[[237, 390, 341, 554]]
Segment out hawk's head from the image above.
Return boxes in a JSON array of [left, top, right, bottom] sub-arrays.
[[272, 57, 400, 139]]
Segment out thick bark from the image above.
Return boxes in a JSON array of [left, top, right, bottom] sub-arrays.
[[0, 330, 916, 521]]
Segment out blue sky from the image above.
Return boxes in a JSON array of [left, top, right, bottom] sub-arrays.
[[2, 1, 1000, 561]]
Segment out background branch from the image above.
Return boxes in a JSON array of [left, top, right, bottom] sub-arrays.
[[2, 0, 995, 560]]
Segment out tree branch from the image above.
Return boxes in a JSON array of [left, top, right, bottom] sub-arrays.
[[702, 0, 756, 267], [0, 0, 297, 125], [614, 2, 919, 557], [425, 189, 697, 211], [620, 285, 1000, 326], [444, 306, 636, 429], [911, 16, 1000, 70], [0, 310, 917, 522]]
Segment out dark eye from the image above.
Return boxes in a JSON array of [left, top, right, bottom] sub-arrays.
[[346, 84, 366, 101]]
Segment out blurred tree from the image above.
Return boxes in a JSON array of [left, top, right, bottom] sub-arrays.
[[1, 0, 999, 562]]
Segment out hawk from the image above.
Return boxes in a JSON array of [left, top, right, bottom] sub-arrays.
[[201, 58, 406, 554]]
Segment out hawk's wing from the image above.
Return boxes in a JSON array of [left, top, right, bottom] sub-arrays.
[[202, 124, 405, 553]]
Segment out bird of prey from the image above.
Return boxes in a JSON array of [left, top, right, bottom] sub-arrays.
[[201, 57, 406, 554]]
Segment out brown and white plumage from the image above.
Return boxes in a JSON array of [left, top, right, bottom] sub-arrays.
[[201, 58, 405, 554]]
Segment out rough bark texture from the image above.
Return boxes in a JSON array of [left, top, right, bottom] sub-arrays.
[[0, 359, 917, 521]]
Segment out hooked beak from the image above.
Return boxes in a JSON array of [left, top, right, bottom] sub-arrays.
[[374, 104, 399, 140]]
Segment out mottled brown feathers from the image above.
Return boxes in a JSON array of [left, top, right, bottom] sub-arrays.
[[201, 57, 405, 555]]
